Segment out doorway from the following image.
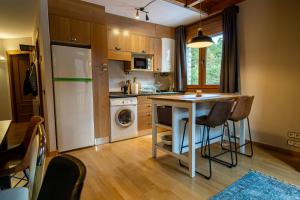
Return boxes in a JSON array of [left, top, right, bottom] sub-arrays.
[[7, 51, 35, 122]]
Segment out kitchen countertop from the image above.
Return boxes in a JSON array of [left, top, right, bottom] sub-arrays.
[[109, 91, 183, 98], [149, 93, 241, 103]]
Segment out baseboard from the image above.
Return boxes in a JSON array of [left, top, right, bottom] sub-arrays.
[[253, 141, 300, 156], [95, 137, 110, 145]]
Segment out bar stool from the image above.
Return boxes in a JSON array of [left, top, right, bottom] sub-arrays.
[[221, 96, 254, 166], [180, 100, 235, 179]]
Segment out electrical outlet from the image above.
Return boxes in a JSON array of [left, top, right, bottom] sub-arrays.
[[287, 130, 295, 138], [295, 133, 300, 139], [294, 141, 300, 148], [287, 140, 294, 146]]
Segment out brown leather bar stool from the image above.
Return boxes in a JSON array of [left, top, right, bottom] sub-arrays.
[[180, 100, 235, 179], [221, 96, 254, 167]]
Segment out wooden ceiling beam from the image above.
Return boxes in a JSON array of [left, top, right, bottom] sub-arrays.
[[187, 0, 204, 8], [195, 0, 246, 14], [168, 0, 246, 15], [163, 0, 207, 13]]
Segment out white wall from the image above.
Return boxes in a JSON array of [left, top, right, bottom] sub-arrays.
[[0, 37, 32, 120], [238, 0, 300, 151], [108, 60, 172, 92]]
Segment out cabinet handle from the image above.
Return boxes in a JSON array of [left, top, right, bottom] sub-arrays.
[[71, 37, 77, 42], [142, 50, 146, 53], [101, 63, 108, 72], [115, 47, 121, 51]]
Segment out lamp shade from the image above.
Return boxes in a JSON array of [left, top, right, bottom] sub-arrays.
[[187, 30, 213, 48]]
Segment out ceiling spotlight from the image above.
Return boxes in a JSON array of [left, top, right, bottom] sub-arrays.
[[134, 0, 156, 21], [135, 9, 139, 19]]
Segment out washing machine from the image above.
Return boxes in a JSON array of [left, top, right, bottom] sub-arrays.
[[110, 97, 138, 142]]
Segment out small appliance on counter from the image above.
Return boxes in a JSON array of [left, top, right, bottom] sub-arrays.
[[140, 84, 157, 94]]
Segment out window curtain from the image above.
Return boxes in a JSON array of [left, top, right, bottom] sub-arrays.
[[220, 6, 240, 93], [174, 26, 187, 92]]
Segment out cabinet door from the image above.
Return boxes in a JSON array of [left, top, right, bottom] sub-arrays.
[[131, 34, 155, 54], [107, 28, 131, 52], [49, 15, 71, 42], [147, 37, 155, 54], [137, 96, 152, 131], [154, 38, 162, 72], [130, 34, 141, 53], [70, 19, 91, 45]]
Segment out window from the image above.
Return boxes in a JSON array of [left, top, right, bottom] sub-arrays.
[[186, 48, 199, 85], [186, 33, 223, 89]]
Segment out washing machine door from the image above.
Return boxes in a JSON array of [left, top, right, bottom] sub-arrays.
[[115, 108, 135, 128]]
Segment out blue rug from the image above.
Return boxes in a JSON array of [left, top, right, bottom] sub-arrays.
[[210, 171, 300, 200]]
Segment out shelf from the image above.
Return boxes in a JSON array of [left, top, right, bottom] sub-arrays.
[[156, 142, 188, 163], [155, 123, 172, 130]]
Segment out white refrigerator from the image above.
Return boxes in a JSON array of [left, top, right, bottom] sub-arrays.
[[52, 45, 95, 152]]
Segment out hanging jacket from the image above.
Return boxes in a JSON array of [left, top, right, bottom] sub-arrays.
[[23, 63, 38, 96]]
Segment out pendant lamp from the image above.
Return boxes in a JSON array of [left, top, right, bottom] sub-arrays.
[[187, 2, 213, 48]]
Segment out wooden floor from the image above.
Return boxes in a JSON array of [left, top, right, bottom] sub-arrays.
[[66, 135, 300, 200], [7, 123, 300, 199]]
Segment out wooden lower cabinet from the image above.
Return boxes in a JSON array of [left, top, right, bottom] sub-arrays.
[[137, 96, 168, 136], [137, 96, 152, 134]]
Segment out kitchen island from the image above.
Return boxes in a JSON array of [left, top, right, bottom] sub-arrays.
[[150, 93, 245, 178]]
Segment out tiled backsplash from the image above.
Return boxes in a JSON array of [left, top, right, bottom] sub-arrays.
[[108, 60, 172, 92]]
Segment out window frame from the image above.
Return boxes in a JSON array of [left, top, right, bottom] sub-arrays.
[[186, 32, 223, 90]]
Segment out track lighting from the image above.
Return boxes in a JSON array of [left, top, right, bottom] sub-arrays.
[[135, 0, 156, 22]]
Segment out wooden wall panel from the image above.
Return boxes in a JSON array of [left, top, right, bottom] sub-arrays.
[[48, 0, 105, 24], [155, 25, 175, 39], [186, 13, 223, 41], [91, 23, 110, 139], [106, 14, 156, 37], [106, 13, 175, 39]]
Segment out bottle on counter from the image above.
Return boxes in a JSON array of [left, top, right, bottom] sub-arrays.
[[127, 80, 132, 94], [132, 77, 139, 95]]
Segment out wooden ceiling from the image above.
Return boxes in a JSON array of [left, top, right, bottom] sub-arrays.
[[165, 0, 245, 14]]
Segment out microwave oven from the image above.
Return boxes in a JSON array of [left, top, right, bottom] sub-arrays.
[[131, 53, 153, 71]]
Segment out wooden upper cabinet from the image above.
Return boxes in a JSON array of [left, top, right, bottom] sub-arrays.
[[154, 38, 162, 72], [49, 15, 71, 42], [131, 34, 154, 54], [69, 19, 91, 45], [107, 28, 131, 52], [49, 15, 91, 45]]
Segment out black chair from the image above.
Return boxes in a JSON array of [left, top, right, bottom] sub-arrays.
[[180, 100, 235, 179], [37, 154, 86, 200], [221, 96, 255, 166]]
